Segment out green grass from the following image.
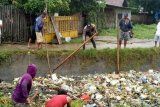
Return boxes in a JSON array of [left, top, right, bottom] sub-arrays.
[[1, 48, 160, 71], [98, 24, 156, 39], [99, 28, 117, 36], [133, 24, 156, 39], [63, 37, 82, 44]]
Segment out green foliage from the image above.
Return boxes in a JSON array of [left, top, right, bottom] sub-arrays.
[[47, 0, 70, 14], [0, 0, 12, 5], [24, 0, 45, 14], [12, 0, 71, 14], [70, 0, 106, 22], [128, 0, 160, 12]]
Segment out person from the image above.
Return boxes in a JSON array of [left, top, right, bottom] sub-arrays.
[[11, 64, 38, 107], [35, 12, 46, 49], [0, 19, 3, 44], [28, 22, 36, 48], [45, 89, 72, 107], [82, 23, 97, 50], [154, 19, 160, 47], [119, 13, 133, 48]]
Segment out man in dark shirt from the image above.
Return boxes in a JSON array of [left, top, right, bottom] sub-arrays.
[[82, 23, 97, 50], [119, 13, 133, 48]]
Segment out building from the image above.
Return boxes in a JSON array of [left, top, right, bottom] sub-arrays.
[[96, 0, 131, 29]]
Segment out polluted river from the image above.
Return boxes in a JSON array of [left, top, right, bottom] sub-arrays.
[[0, 49, 160, 107]]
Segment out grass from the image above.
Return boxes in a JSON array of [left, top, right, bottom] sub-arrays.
[[63, 37, 82, 44], [99, 28, 117, 36], [98, 24, 156, 39], [1, 48, 160, 71], [133, 24, 156, 39], [63, 24, 156, 44]]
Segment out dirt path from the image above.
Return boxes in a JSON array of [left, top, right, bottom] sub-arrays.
[[0, 36, 154, 51]]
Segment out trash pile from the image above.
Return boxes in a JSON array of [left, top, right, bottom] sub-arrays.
[[0, 69, 160, 107]]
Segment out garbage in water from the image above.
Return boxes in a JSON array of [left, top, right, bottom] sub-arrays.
[[0, 69, 160, 107]]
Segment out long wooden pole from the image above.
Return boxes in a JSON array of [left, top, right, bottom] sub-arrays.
[[116, 20, 120, 74], [52, 33, 97, 73], [44, 0, 52, 75]]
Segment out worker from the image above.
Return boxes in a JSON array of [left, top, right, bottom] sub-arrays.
[[11, 64, 38, 106], [83, 22, 97, 50], [0, 19, 2, 44], [35, 12, 46, 49], [45, 89, 72, 107], [119, 13, 133, 48], [154, 18, 160, 47]]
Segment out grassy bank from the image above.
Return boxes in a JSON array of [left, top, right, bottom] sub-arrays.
[[99, 24, 156, 39], [0, 48, 160, 71]]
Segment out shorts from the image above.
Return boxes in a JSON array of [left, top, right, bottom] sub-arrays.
[[36, 32, 43, 43], [154, 35, 160, 42], [120, 32, 130, 41]]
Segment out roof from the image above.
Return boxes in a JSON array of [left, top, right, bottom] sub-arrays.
[[105, 0, 128, 7]]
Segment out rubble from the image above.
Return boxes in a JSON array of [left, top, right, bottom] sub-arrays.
[[0, 69, 160, 107]]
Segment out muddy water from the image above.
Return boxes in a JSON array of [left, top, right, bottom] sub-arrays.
[[0, 54, 113, 82]]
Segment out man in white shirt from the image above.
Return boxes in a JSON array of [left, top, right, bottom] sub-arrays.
[[0, 19, 2, 44], [154, 19, 160, 47]]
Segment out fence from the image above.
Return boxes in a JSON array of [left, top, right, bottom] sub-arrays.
[[43, 15, 81, 43], [132, 13, 154, 24], [55, 16, 79, 38], [0, 5, 28, 43]]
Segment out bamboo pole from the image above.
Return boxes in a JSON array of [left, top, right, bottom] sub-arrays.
[[52, 33, 97, 73], [44, 0, 52, 76], [116, 20, 120, 74]]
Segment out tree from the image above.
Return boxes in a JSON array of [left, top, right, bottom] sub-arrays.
[[69, 0, 105, 23], [128, 0, 160, 12], [11, 0, 70, 15], [70, 0, 105, 13], [0, 0, 12, 5]]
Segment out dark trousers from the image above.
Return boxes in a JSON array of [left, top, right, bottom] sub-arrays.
[[83, 32, 96, 50]]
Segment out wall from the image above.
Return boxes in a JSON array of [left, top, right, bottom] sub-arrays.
[[132, 13, 154, 24], [0, 5, 28, 43]]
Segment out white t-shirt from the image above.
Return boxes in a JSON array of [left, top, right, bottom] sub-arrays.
[[156, 22, 160, 36], [0, 19, 2, 35]]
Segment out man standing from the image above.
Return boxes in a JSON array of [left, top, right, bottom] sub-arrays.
[[119, 13, 133, 48], [83, 23, 97, 50], [0, 19, 2, 44], [35, 12, 46, 49], [154, 19, 160, 47]]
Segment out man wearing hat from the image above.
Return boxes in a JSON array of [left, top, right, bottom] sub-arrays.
[[82, 23, 97, 50], [119, 13, 133, 48]]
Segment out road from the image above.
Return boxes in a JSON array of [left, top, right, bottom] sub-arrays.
[[0, 36, 155, 51]]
